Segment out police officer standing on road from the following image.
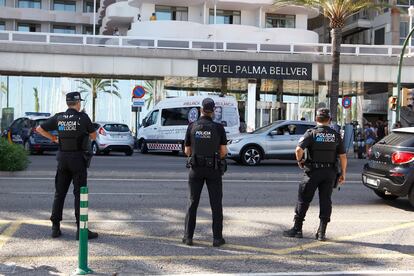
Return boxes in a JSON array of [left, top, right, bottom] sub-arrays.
[[36, 92, 98, 240], [183, 98, 228, 247], [283, 108, 347, 241]]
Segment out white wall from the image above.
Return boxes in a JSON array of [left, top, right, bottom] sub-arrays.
[[295, 14, 307, 30], [140, 3, 155, 22], [241, 10, 256, 27], [188, 4, 204, 24]]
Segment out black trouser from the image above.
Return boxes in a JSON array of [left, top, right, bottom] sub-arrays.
[[184, 167, 223, 240], [50, 152, 87, 227], [294, 168, 337, 223]]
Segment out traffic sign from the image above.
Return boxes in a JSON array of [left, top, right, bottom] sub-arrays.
[[132, 98, 145, 107], [342, 96, 352, 109], [132, 86, 146, 98]]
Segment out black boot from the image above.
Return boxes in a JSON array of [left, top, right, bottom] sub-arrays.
[[182, 237, 193, 246], [76, 229, 99, 240], [315, 221, 328, 241], [51, 222, 61, 238], [283, 220, 303, 238], [213, 238, 226, 247]]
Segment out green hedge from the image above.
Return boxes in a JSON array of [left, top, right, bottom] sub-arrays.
[[0, 138, 29, 171]]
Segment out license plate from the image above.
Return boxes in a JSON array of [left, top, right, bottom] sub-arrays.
[[366, 177, 378, 186]]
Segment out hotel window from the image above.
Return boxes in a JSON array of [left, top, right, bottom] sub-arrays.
[[0, 0, 5, 6], [18, 0, 41, 9], [265, 14, 295, 28], [209, 9, 241, 24], [374, 28, 385, 45], [400, 21, 414, 45], [53, 0, 76, 11], [0, 22, 5, 31], [83, 25, 93, 34], [17, 23, 40, 32], [52, 25, 76, 34], [155, 6, 188, 21], [84, 0, 99, 13]]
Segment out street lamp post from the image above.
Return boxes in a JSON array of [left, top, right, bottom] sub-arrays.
[[396, 10, 414, 121], [93, 0, 97, 36]]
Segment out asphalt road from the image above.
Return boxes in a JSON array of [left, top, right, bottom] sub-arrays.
[[0, 153, 414, 275]]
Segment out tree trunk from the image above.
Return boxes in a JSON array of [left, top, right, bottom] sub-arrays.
[[329, 28, 342, 124], [92, 90, 96, 122]]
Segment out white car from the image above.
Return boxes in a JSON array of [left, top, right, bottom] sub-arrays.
[[138, 95, 240, 154], [92, 122, 135, 156]]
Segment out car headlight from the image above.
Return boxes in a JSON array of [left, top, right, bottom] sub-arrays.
[[228, 139, 243, 144]]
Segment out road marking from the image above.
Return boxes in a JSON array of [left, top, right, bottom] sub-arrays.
[[0, 222, 21, 250], [276, 220, 414, 255], [0, 177, 362, 184], [1, 253, 414, 263], [0, 192, 169, 196]]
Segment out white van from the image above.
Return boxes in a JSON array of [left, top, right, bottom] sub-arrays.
[[137, 95, 240, 153]]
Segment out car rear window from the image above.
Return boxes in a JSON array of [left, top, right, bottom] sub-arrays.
[[380, 132, 414, 147], [33, 119, 47, 127], [103, 124, 130, 132]]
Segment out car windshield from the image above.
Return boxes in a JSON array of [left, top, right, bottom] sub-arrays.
[[103, 124, 130, 132], [251, 121, 284, 134]]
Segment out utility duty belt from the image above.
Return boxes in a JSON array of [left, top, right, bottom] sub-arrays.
[[308, 162, 335, 169], [191, 154, 219, 169]]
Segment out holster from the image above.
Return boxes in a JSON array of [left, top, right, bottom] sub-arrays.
[[83, 151, 93, 168]]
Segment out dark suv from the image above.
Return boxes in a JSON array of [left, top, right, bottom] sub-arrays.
[[2, 113, 58, 154], [362, 127, 414, 207]]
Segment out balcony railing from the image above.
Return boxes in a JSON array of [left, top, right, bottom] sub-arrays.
[[0, 30, 412, 57]]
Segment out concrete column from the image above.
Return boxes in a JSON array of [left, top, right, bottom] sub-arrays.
[[42, 0, 49, 10], [76, 0, 83, 13], [357, 83, 364, 127], [247, 79, 257, 132]]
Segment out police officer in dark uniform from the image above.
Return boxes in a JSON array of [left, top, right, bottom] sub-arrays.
[[36, 92, 98, 240], [182, 98, 228, 247], [283, 108, 347, 241]]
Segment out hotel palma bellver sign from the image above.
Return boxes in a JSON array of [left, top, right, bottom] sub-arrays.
[[198, 60, 312, 80]]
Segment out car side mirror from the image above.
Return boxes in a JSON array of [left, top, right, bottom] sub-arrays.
[[270, 130, 278, 136]]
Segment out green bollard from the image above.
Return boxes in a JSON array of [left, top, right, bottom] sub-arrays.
[[74, 186, 93, 275]]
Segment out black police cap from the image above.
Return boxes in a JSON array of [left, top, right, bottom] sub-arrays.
[[316, 108, 331, 119], [202, 98, 215, 113], [66, 92, 84, 102]]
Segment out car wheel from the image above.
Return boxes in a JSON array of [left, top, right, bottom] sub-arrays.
[[125, 149, 133, 156], [92, 142, 100, 155], [241, 146, 262, 166], [374, 190, 399, 200], [140, 140, 148, 154], [409, 186, 414, 208]]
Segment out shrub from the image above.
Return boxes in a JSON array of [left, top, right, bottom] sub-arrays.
[[0, 138, 29, 171]]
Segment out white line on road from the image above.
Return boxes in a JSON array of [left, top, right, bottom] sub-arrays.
[[0, 177, 362, 184], [166, 272, 414, 276], [0, 192, 168, 196]]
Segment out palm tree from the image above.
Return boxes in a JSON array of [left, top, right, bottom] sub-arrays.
[[78, 78, 120, 121], [33, 87, 40, 112], [274, 0, 379, 123], [143, 80, 155, 109]]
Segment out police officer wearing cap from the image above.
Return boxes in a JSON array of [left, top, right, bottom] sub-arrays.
[[283, 108, 347, 241], [36, 92, 98, 240], [182, 98, 228, 247]]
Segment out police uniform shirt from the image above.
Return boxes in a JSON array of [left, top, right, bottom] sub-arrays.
[[41, 108, 95, 150], [184, 116, 227, 150], [298, 126, 346, 160]]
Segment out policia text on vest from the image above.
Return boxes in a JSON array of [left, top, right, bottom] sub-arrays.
[[283, 108, 348, 242], [36, 92, 99, 240], [183, 98, 228, 248]]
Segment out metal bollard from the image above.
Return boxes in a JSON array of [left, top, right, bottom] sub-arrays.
[[74, 186, 93, 275]]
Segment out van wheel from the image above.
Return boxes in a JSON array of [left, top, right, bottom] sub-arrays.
[[140, 140, 148, 154], [374, 190, 399, 200], [241, 146, 262, 166]]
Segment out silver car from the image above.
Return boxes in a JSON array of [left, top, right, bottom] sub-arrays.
[[92, 122, 135, 156], [227, 120, 316, 166]]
